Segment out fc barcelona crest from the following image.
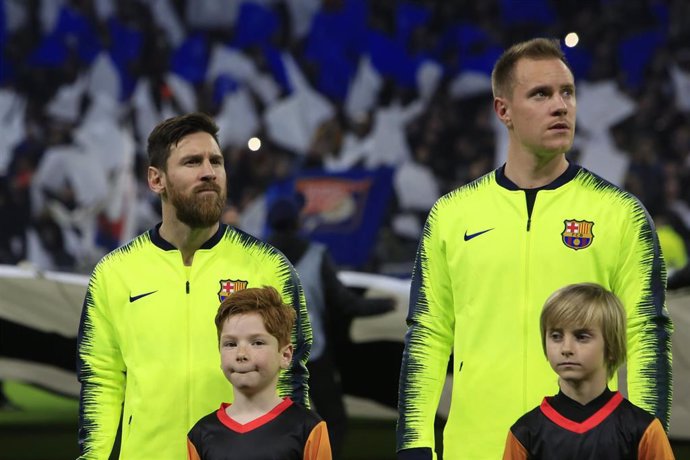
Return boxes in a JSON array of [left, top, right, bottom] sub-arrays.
[[218, 279, 249, 302], [562, 219, 594, 250]]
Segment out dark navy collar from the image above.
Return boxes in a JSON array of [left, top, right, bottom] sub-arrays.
[[149, 222, 227, 251], [554, 387, 614, 409], [495, 162, 581, 191]]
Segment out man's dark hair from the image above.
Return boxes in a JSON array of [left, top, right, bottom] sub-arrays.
[[147, 112, 220, 170]]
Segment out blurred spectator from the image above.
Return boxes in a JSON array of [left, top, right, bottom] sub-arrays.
[[0, 0, 688, 282], [28, 117, 109, 270], [656, 213, 688, 273], [266, 194, 395, 459]]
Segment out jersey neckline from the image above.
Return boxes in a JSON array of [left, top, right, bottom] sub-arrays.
[[215, 397, 294, 433]]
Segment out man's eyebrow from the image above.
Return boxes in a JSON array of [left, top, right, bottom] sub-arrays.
[[527, 84, 552, 95], [179, 151, 223, 160], [179, 152, 203, 160]]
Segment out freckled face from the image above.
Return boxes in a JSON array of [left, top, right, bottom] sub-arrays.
[[219, 313, 292, 396]]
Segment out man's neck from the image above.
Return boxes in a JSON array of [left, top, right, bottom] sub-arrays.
[[504, 150, 569, 189], [558, 377, 607, 405], [158, 219, 219, 266]]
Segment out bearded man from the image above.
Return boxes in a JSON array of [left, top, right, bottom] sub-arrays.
[[76, 112, 312, 460]]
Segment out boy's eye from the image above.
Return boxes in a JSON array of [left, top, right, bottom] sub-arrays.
[[223, 342, 236, 348]]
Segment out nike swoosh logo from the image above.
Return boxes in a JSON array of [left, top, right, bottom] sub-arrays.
[[464, 228, 494, 241], [129, 291, 158, 303]]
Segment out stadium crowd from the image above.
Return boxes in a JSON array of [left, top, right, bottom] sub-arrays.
[[1, 0, 690, 283]]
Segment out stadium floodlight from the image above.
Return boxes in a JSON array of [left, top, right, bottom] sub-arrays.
[[565, 32, 579, 48], [248, 136, 262, 151]]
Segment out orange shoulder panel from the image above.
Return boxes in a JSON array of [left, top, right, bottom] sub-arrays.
[[502, 430, 529, 460], [303, 421, 333, 460], [187, 437, 202, 460], [638, 418, 675, 460]]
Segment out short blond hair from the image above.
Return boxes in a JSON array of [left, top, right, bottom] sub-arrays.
[[540, 283, 626, 379], [491, 37, 570, 99]]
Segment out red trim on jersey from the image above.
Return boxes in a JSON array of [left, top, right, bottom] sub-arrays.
[[215, 397, 294, 433], [540, 391, 624, 434]]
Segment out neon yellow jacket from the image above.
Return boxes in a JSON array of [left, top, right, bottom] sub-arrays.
[[77, 224, 311, 459], [397, 165, 672, 460]]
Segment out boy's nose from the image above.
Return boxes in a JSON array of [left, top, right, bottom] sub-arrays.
[[236, 345, 249, 360], [560, 337, 574, 355]]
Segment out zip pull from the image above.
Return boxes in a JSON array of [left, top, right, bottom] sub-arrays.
[[186, 281, 190, 294]]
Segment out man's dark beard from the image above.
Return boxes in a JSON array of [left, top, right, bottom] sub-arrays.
[[168, 182, 226, 228]]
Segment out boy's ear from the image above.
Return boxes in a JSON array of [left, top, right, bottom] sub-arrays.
[[280, 344, 293, 369]]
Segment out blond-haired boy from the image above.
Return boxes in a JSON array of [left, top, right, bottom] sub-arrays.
[[503, 283, 674, 459]]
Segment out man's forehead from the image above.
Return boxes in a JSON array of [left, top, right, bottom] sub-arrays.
[[513, 58, 574, 86], [171, 133, 221, 155]]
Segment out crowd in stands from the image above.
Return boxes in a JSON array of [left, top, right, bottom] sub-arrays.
[[1, 0, 690, 284]]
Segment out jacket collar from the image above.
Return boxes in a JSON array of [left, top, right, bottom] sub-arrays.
[[495, 162, 581, 191], [149, 222, 227, 251]]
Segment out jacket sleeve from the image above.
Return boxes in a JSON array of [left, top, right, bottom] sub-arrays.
[[276, 258, 312, 408], [612, 202, 672, 430], [637, 418, 675, 459], [76, 262, 126, 459], [303, 421, 332, 460], [396, 202, 455, 455]]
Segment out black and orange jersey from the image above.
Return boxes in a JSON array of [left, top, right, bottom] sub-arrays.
[[503, 390, 674, 459], [187, 398, 331, 460]]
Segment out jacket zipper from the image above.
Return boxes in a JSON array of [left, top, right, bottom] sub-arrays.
[[522, 189, 538, 408]]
